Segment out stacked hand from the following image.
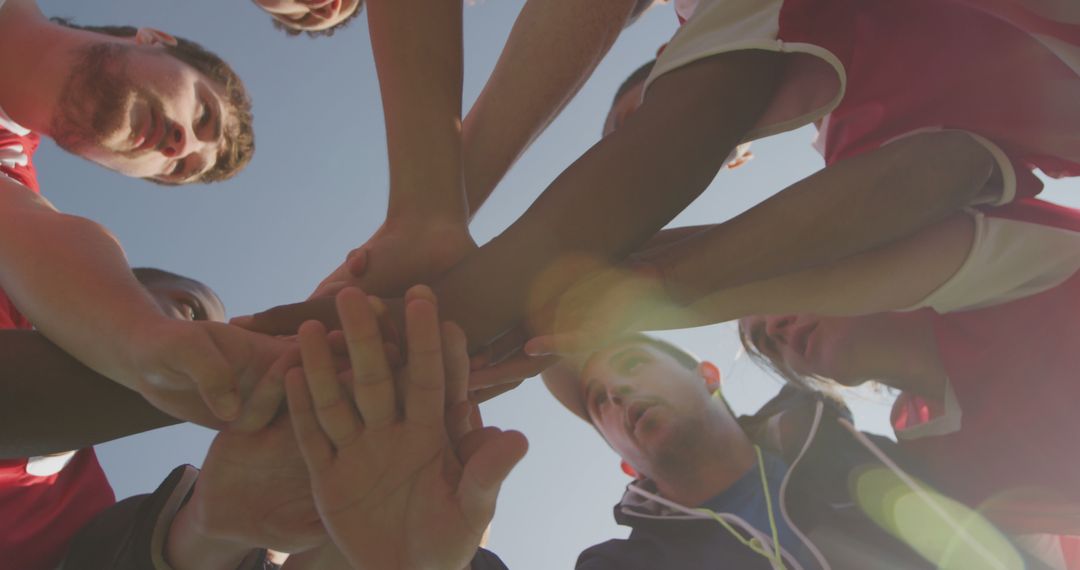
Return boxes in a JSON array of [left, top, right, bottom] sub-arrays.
[[285, 286, 527, 570], [467, 260, 676, 394], [189, 415, 326, 554], [129, 319, 296, 425], [310, 222, 477, 300]]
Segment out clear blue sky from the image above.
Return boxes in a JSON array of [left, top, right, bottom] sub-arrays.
[[35, 1, 1080, 567]]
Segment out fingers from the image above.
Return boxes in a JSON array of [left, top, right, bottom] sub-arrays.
[[469, 352, 556, 390], [346, 246, 368, 277], [457, 430, 528, 527], [178, 328, 242, 421], [299, 320, 359, 448], [285, 368, 334, 470], [443, 322, 470, 411], [337, 288, 397, 429], [446, 401, 474, 446], [471, 379, 526, 404], [403, 286, 445, 426], [231, 297, 340, 335], [484, 325, 530, 364], [231, 349, 292, 432], [524, 331, 597, 358]]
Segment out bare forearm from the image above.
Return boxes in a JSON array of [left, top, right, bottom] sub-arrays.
[[632, 213, 975, 332], [463, 0, 637, 216], [656, 131, 996, 304], [367, 0, 466, 224], [0, 330, 181, 459], [0, 206, 169, 387], [436, 52, 783, 349]]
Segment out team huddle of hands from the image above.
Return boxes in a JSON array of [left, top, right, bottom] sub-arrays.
[[166, 283, 530, 569]]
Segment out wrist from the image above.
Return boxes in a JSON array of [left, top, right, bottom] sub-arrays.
[[383, 202, 470, 231], [625, 256, 675, 303], [165, 494, 254, 570]]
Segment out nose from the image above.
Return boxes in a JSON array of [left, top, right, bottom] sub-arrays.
[[161, 119, 193, 158], [607, 383, 633, 407]]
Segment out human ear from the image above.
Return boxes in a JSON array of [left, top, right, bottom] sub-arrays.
[[699, 361, 722, 392], [134, 28, 179, 48]]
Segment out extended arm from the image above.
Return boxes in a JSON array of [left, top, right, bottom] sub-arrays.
[[654, 212, 975, 325], [366, 0, 466, 225], [0, 179, 290, 422], [0, 181, 172, 389], [0, 329, 180, 459], [437, 51, 784, 350], [656, 130, 996, 304], [463, 0, 638, 216], [524, 131, 995, 354], [244, 51, 783, 340]]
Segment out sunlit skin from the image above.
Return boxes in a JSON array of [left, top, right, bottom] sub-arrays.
[[579, 341, 755, 507], [72, 47, 233, 184], [0, 0, 239, 182], [252, 0, 363, 32], [739, 313, 949, 400], [0, 2, 236, 183]]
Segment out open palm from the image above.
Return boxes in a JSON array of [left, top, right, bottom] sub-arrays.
[[287, 286, 527, 570]]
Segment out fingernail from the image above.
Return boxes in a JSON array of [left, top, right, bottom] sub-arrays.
[[523, 343, 551, 357], [406, 285, 437, 304], [230, 315, 252, 327]]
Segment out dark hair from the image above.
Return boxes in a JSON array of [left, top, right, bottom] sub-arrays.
[[621, 333, 698, 370], [270, 1, 364, 38], [132, 267, 189, 287], [51, 19, 254, 184], [737, 320, 849, 398]]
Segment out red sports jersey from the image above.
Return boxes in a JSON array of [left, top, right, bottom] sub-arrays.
[[0, 112, 39, 330], [0, 116, 115, 570], [0, 452, 116, 570], [815, 0, 1080, 200], [658, 0, 1080, 203], [893, 199, 1080, 523]]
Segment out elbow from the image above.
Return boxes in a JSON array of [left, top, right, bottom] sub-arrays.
[[904, 130, 997, 209], [68, 214, 123, 249]]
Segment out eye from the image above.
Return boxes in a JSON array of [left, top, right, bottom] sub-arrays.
[[198, 101, 211, 130], [179, 302, 197, 321], [169, 159, 186, 179], [616, 355, 646, 374], [591, 390, 608, 408]]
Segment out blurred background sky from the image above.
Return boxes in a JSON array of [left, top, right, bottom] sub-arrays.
[[34, 1, 1080, 567]]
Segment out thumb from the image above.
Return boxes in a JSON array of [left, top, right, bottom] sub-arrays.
[[457, 430, 528, 527], [177, 333, 241, 421], [346, 247, 369, 277]]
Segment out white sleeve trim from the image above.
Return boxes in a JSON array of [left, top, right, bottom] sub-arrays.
[[893, 381, 963, 442], [0, 103, 30, 137], [1012, 534, 1069, 570], [644, 0, 847, 143], [879, 129, 1018, 207], [906, 209, 1080, 314], [964, 132, 1018, 207]]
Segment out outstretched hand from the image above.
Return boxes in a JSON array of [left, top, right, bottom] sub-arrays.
[[130, 320, 295, 424], [286, 286, 527, 570], [309, 222, 478, 300], [189, 414, 325, 554]]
